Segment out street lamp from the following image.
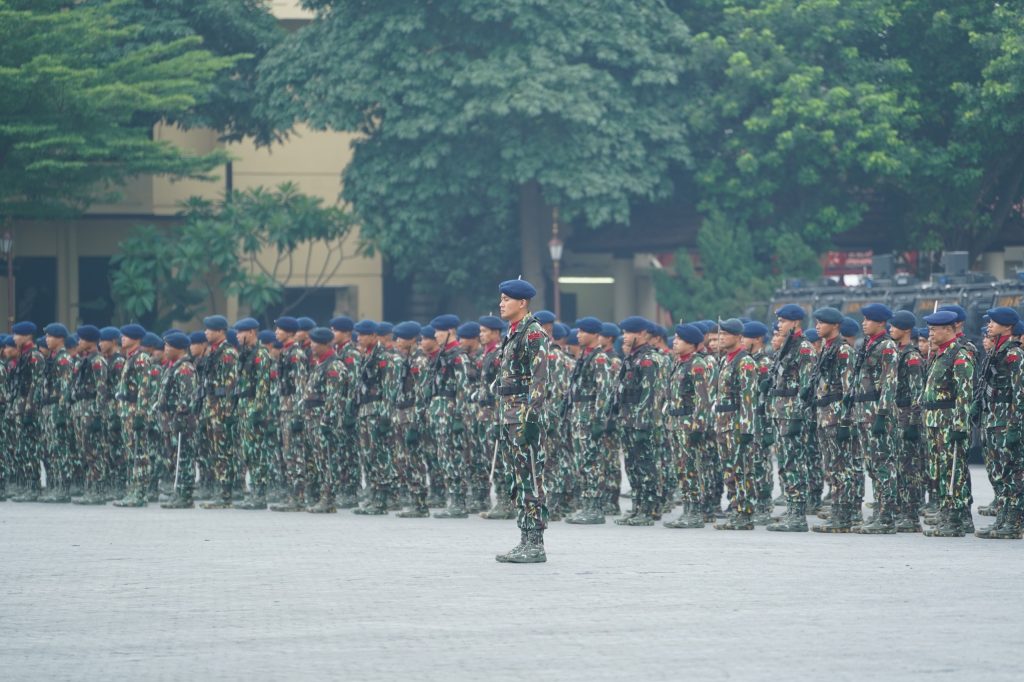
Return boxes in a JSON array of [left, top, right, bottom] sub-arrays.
[[0, 230, 12, 326], [548, 208, 564, 320]]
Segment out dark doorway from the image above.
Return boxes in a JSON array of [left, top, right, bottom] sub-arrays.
[[15, 257, 56, 326], [79, 257, 114, 326]]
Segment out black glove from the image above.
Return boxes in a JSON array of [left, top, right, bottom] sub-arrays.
[[738, 432, 754, 446], [688, 430, 704, 446], [785, 420, 803, 438], [342, 412, 357, 429], [842, 395, 854, 409], [836, 424, 851, 443], [379, 414, 393, 430], [799, 387, 812, 403], [87, 416, 104, 434], [514, 420, 540, 447], [451, 418, 464, 435], [758, 379, 772, 395], [951, 430, 968, 443], [762, 431, 776, 447], [55, 412, 68, 428], [290, 418, 305, 434], [902, 424, 920, 442], [223, 415, 238, 428], [969, 402, 981, 419], [871, 413, 887, 436], [590, 421, 606, 439], [405, 427, 420, 446], [132, 414, 146, 431]]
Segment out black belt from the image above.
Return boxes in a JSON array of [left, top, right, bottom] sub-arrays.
[[895, 398, 913, 408], [479, 397, 496, 407], [304, 399, 325, 409], [117, 393, 138, 403], [923, 400, 954, 410], [668, 407, 693, 417], [572, 395, 597, 403], [209, 387, 228, 398], [853, 390, 880, 403], [771, 388, 798, 397], [433, 390, 455, 399], [715, 404, 738, 413], [986, 394, 1012, 404], [815, 392, 843, 408], [497, 385, 527, 396], [73, 392, 96, 403], [360, 395, 382, 404], [41, 397, 58, 406], [396, 399, 415, 409]]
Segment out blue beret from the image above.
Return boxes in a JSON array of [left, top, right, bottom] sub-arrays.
[[805, 328, 820, 342], [457, 321, 481, 339], [297, 317, 316, 331], [309, 327, 333, 344], [860, 303, 893, 322], [937, 305, 966, 323], [812, 307, 843, 325], [567, 329, 579, 345], [258, 330, 276, 345], [890, 311, 917, 330], [226, 329, 239, 347], [376, 321, 395, 337], [36, 336, 46, 349], [164, 332, 190, 350], [275, 316, 299, 333], [430, 314, 460, 331], [840, 317, 861, 337], [910, 327, 920, 340], [189, 331, 207, 345], [330, 316, 354, 332], [650, 324, 668, 340], [76, 325, 101, 342], [393, 321, 421, 340], [354, 319, 378, 335], [691, 321, 709, 334], [986, 306, 1020, 328], [203, 315, 228, 331], [162, 328, 184, 338], [619, 316, 650, 333], [44, 323, 69, 338], [120, 323, 146, 340], [916, 326, 930, 339], [719, 318, 744, 335], [575, 317, 603, 334], [100, 326, 121, 342], [273, 340, 283, 349], [478, 315, 504, 331], [742, 321, 769, 338], [419, 325, 435, 338], [1014, 321, 1024, 336], [775, 304, 806, 321], [499, 279, 537, 300], [12, 321, 37, 336], [534, 310, 556, 325], [924, 310, 958, 327], [600, 322, 620, 337], [675, 323, 704, 345], [66, 334, 78, 348], [234, 317, 259, 332], [553, 322, 570, 340], [141, 332, 163, 349], [3, 335, 14, 348]]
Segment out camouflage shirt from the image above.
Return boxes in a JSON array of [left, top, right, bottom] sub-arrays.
[[713, 347, 758, 434], [894, 342, 925, 427], [203, 339, 239, 408], [356, 342, 397, 419], [922, 338, 973, 431], [616, 343, 660, 431], [277, 339, 308, 412], [665, 351, 711, 434], [981, 336, 1024, 430], [43, 346, 74, 410], [812, 337, 853, 428], [159, 356, 199, 432], [70, 349, 108, 420], [426, 340, 470, 421], [567, 345, 613, 426], [237, 344, 278, 421], [13, 342, 45, 419], [116, 346, 156, 420], [305, 348, 346, 426], [767, 329, 816, 421], [847, 332, 898, 423], [497, 313, 548, 425]]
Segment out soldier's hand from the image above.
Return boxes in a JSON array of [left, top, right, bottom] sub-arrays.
[[871, 414, 887, 436], [290, 418, 305, 434], [88, 416, 104, 434], [951, 430, 968, 443], [785, 420, 802, 438], [799, 387, 812, 403], [379, 415, 393, 431], [55, 412, 68, 428], [514, 419, 540, 447], [902, 424, 920, 442], [405, 427, 420, 446], [132, 414, 146, 431], [738, 432, 754, 446], [223, 415, 238, 428], [1006, 429, 1021, 446], [21, 412, 35, 427], [969, 402, 981, 419], [758, 379, 772, 395], [451, 419, 464, 435], [342, 413, 358, 429], [761, 432, 776, 447], [842, 395, 854, 409], [688, 431, 704, 446], [836, 425, 851, 443], [590, 421, 605, 439]]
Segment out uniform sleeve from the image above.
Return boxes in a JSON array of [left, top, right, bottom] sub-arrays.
[[693, 358, 712, 432], [906, 352, 924, 424], [738, 357, 758, 433], [952, 350, 974, 433], [381, 356, 401, 421], [837, 345, 853, 395], [1009, 348, 1024, 429], [525, 330, 549, 417], [93, 359, 109, 411], [877, 341, 898, 416], [451, 353, 470, 416], [797, 342, 816, 397]]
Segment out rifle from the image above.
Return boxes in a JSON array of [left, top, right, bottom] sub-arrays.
[[969, 340, 994, 455], [764, 327, 798, 396]]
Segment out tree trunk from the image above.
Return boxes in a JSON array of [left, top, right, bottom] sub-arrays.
[[518, 180, 553, 310]]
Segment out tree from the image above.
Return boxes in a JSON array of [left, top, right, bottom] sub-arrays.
[[0, 0, 242, 220], [111, 183, 358, 328], [257, 0, 693, 292]]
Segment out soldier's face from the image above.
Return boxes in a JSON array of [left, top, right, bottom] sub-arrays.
[[190, 343, 206, 357], [237, 330, 256, 347], [275, 328, 289, 343], [917, 338, 929, 354], [165, 346, 182, 361], [420, 337, 438, 353], [777, 318, 799, 334], [577, 330, 596, 347], [673, 337, 695, 355], [815, 321, 838, 339], [311, 342, 331, 355], [705, 335, 718, 352], [890, 327, 907, 344], [434, 330, 450, 346], [622, 331, 638, 352], [480, 328, 500, 345], [719, 332, 740, 352], [13, 333, 31, 348], [358, 333, 377, 350], [929, 325, 955, 346], [771, 331, 784, 350], [862, 319, 885, 336], [396, 338, 415, 353], [459, 337, 479, 352], [989, 322, 1012, 339], [498, 294, 527, 321], [205, 329, 225, 344], [333, 330, 351, 345], [45, 335, 64, 351]]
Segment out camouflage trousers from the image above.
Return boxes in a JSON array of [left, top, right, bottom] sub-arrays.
[[572, 420, 606, 501], [805, 416, 824, 502], [394, 416, 428, 505], [74, 412, 107, 492], [279, 410, 309, 502], [468, 419, 493, 498], [773, 418, 809, 504], [984, 427, 1024, 510], [816, 424, 856, 507], [430, 399, 467, 498], [13, 414, 43, 491], [239, 408, 275, 493], [602, 431, 622, 504], [622, 427, 662, 514], [657, 429, 675, 502], [165, 420, 196, 498], [717, 429, 755, 516], [357, 416, 397, 495], [105, 414, 126, 493], [42, 405, 74, 492], [332, 422, 361, 498], [201, 401, 236, 500], [670, 427, 702, 505], [123, 418, 155, 495], [304, 410, 335, 501], [853, 419, 895, 511], [925, 421, 972, 513], [703, 434, 724, 512], [751, 441, 773, 505], [497, 423, 547, 531], [894, 424, 925, 513], [543, 422, 574, 496]]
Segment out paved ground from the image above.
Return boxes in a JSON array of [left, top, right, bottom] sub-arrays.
[[1, 465, 1020, 681]]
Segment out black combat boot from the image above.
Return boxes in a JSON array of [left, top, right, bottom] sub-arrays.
[[234, 485, 268, 510], [752, 500, 773, 526], [856, 503, 897, 534], [161, 494, 195, 509], [481, 487, 516, 519], [977, 500, 998, 517], [496, 529, 546, 563], [924, 508, 967, 537], [894, 504, 922, 533], [307, 491, 338, 514], [990, 506, 1024, 540], [812, 503, 852, 533], [714, 510, 754, 530], [975, 503, 1007, 539], [397, 492, 430, 518], [433, 493, 468, 518], [495, 530, 527, 562], [269, 489, 305, 512], [566, 497, 606, 525], [112, 488, 147, 508], [663, 502, 705, 529], [767, 502, 808, 532]]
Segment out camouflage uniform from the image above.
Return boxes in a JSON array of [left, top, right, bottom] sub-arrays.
[[765, 330, 816, 508], [275, 338, 308, 508], [158, 356, 199, 502], [477, 340, 508, 516], [393, 347, 429, 514], [305, 346, 347, 511], [543, 344, 576, 516], [354, 342, 398, 512], [237, 343, 278, 506], [70, 348, 108, 502], [712, 348, 759, 527], [0, 358, 10, 498], [662, 351, 712, 527], [652, 348, 674, 512], [103, 351, 126, 496], [977, 335, 1024, 537], [893, 341, 925, 528], [11, 342, 45, 499], [463, 344, 491, 511], [201, 339, 239, 506], [427, 340, 471, 514], [614, 341, 663, 523], [702, 352, 725, 515], [41, 346, 74, 500], [601, 351, 624, 512], [114, 347, 160, 505], [922, 338, 974, 535], [847, 332, 898, 527], [809, 337, 855, 531], [495, 313, 549, 533], [563, 345, 613, 522], [748, 347, 774, 516], [333, 339, 362, 506]]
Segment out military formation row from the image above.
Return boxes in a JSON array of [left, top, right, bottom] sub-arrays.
[[1, 297, 1022, 542]]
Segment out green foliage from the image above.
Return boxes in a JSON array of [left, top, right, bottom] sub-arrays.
[[111, 183, 357, 327], [0, 0, 245, 219], [258, 0, 693, 288]]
